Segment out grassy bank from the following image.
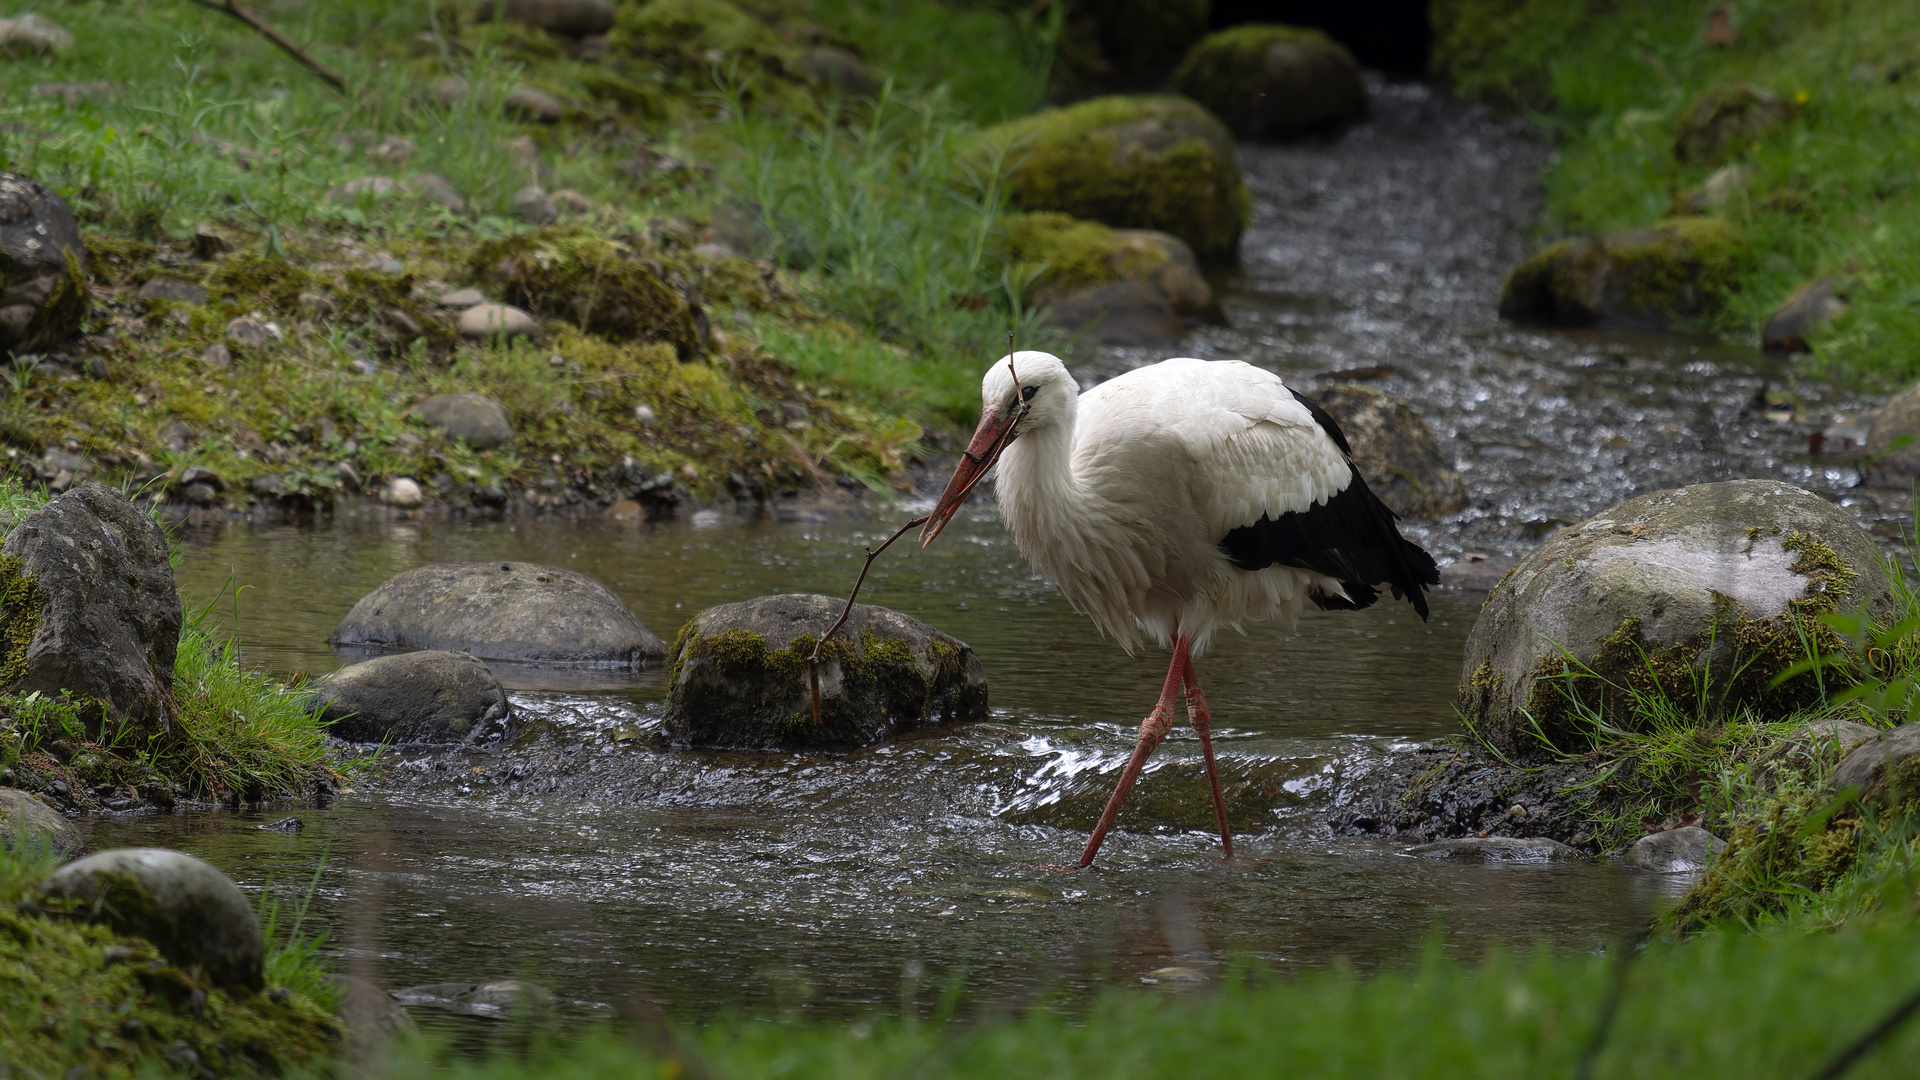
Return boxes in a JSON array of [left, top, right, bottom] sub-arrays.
[[0, 479, 330, 805], [0, 0, 1055, 512], [345, 912, 1920, 1079], [1432, 0, 1920, 387]]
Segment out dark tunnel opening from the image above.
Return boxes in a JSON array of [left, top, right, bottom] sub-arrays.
[[1208, 0, 1433, 78]]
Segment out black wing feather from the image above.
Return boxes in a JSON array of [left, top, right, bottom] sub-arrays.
[[1217, 389, 1440, 620]]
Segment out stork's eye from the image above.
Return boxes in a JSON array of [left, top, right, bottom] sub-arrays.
[[1021, 385, 1037, 401]]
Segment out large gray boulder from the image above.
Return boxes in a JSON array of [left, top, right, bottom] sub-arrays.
[[1172, 25, 1366, 140], [1624, 826, 1726, 873], [0, 483, 181, 734], [1309, 384, 1467, 519], [416, 392, 514, 449], [332, 561, 666, 667], [0, 173, 89, 354], [1832, 724, 1920, 806], [1460, 480, 1892, 759], [310, 650, 513, 747], [665, 593, 989, 750], [38, 848, 265, 991], [0, 787, 84, 859]]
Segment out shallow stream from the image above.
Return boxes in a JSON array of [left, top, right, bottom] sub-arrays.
[[73, 80, 1895, 1029]]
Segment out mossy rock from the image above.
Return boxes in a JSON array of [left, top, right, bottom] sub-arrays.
[[1172, 25, 1366, 141], [38, 848, 266, 991], [607, 0, 813, 113], [1831, 725, 1920, 812], [969, 95, 1248, 264], [1865, 378, 1920, 487], [1674, 82, 1794, 166], [664, 593, 988, 750], [1459, 480, 1894, 760], [1309, 385, 1466, 518], [0, 173, 89, 355], [469, 227, 699, 356], [309, 650, 513, 748], [0, 787, 85, 860], [999, 211, 1221, 321], [1497, 217, 1744, 329]]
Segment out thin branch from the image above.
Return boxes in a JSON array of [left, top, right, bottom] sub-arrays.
[[807, 514, 930, 724], [187, 0, 348, 93]]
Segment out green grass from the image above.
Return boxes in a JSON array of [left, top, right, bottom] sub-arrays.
[[1433, 0, 1920, 388], [349, 914, 1920, 1079]]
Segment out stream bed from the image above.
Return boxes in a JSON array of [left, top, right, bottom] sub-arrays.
[[72, 79, 1898, 1029]]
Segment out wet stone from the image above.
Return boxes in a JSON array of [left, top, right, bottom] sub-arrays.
[[0, 787, 85, 860], [310, 650, 513, 747], [332, 561, 667, 667], [390, 980, 556, 1019], [1404, 836, 1582, 861], [665, 593, 990, 750], [416, 392, 514, 449], [1308, 384, 1467, 518], [1623, 826, 1725, 873], [38, 848, 265, 990]]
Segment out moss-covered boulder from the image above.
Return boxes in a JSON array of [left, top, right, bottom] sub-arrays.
[[332, 561, 667, 668], [38, 848, 265, 991], [1309, 385, 1467, 518], [1674, 82, 1794, 165], [0, 482, 180, 736], [1496, 217, 1744, 329], [1172, 25, 1366, 141], [0, 173, 88, 355], [971, 96, 1248, 264], [1000, 211, 1221, 322], [0, 788, 84, 860], [310, 650, 513, 748], [665, 593, 988, 750], [469, 227, 699, 356], [1460, 480, 1894, 760]]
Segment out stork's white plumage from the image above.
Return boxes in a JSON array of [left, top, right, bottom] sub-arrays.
[[920, 351, 1438, 868]]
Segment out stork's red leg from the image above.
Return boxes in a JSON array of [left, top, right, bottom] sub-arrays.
[[1183, 655, 1234, 861], [1071, 637, 1191, 869]]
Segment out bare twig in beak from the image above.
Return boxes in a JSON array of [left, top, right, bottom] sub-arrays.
[[806, 514, 930, 725]]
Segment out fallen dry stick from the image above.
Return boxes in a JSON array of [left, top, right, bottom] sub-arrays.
[[186, 0, 347, 93], [806, 514, 930, 725]]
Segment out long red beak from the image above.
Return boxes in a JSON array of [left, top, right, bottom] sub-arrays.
[[920, 408, 1017, 547]]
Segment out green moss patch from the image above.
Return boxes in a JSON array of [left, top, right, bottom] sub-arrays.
[[470, 227, 698, 355], [1171, 25, 1364, 139], [997, 212, 1165, 299]]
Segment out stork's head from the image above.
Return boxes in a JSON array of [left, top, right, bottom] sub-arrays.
[[920, 350, 1073, 547]]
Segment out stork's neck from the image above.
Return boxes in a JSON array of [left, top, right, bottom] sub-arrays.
[[994, 405, 1090, 559]]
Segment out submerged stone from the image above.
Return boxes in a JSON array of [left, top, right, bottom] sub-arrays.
[[1498, 217, 1744, 329], [333, 561, 666, 667], [0, 482, 181, 735], [1308, 384, 1467, 518], [1624, 826, 1726, 873], [0, 173, 89, 355], [1459, 480, 1892, 760], [1172, 25, 1366, 140], [1404, 836, 1581, 861], [390, 979, 557, 1019], [0, 787, 85, 860], [38, 848, 265, 991], [968, 95, 1248, 263], [665, 593, 989, 750], [310, 650, 513, 747]]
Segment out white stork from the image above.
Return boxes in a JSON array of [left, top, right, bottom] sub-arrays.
[[920, 351, 1438, 868]]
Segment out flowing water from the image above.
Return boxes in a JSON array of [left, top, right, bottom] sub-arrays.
[[73, 80, 1895, 1029]]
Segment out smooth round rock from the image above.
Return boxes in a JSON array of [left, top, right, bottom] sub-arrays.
[[1460, 480, 1892, 759], [332, 561, 666, 667], [1173, 25, 1366, 140], [0, 173, 89, 354], [666, 593, 989, 750], [383, 476, 425, 508], [1832, 724, 1920, 804], [0, 787, 85, 860], [437, 288, 487, 309], [38, 848, 265, 990], [415, 392, 514, 449], [457, 303, 538, 340], [1309, 384, 1467, 518], [1623, 826, 1726, 873], [1403, 836, 1582, 861], [333, 974, 416, 1047], [311, 650, 512, 747]]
